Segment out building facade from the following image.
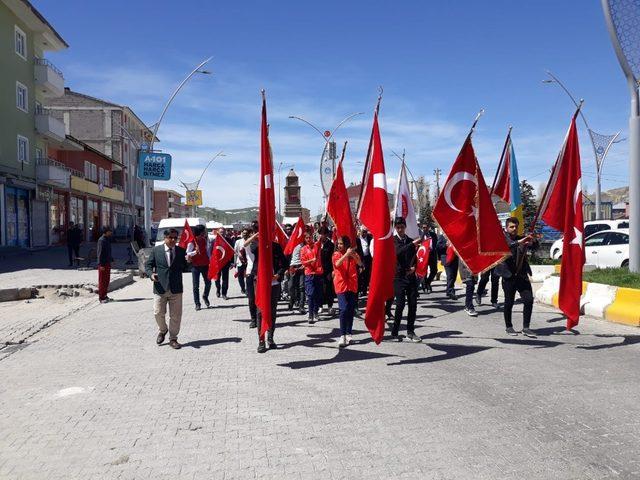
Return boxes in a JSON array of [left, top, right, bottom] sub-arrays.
[[45, 88, 155, 234], [152, 189, 187, 222], [0, 0, 68, 247]]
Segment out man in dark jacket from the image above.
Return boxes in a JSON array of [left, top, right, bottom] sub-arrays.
[[96, 226, 113, 303], [318, 226, 335, 316], [390, 217, 422, 342], [67, 222, 83, 267], [145, 228, 188, 349], [494, 217, 538, 337]]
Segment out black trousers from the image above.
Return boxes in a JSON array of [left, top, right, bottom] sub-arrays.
[[463, 277, 476, 309], [215, 264, 230, 295], [502, 275, 534, 329], [236, 265, 246, 293], [288, 268, 305, 308], [359, 256, 372, 295], [245, 274, 257, 321], [322, 272, 335, 309], [191, 265, 211, 306], [257, 283, 281, 340], [425, 253, 438, 287], [444, 258, 459, 296], [392, 275, 418, 335], [477, 268, 500, 303], [67, 244, 80, 265]]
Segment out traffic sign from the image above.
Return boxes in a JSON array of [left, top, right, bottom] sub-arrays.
[[137, 151, 172, 180]]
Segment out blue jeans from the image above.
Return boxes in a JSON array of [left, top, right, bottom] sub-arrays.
[[337, 291, 357, 335], [191, 265, 211, 306], [304, 274, 323, 317]]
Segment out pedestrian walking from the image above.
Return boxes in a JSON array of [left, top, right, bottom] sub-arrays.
[[495, 217, 538, 337], [438, 235, 459, 299], [243, 225, 258, 328], [145, 228, 188, 349], [212, 227, 232, 299], [318, 226, 336, 316], [234, 229, 249, 295], [186, 225, 211, 311], [419, 221, 439, 292], [333, 235, 362, 348], [288, 241, 306, 314], [459, 261, 478, 317], [390, 217, 422, 342], [66, 222, 82, 267], [301, 231, 323, 324], [96, 226, 113, 303], [476, 267, 500, 308]]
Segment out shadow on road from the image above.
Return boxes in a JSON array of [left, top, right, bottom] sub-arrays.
[[387, 343, 493, 366], [278, 347, 400, 370], [182, 337, 242, 349], [576, 334, 640, 351]]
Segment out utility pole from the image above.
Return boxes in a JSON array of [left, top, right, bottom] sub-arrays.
[[434, 168, 442, 200]]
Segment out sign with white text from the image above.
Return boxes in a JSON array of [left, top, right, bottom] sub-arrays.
[[137, 151, 172, 180]]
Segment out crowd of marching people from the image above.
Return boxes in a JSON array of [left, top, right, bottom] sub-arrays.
[[144, 214, 537, 352]]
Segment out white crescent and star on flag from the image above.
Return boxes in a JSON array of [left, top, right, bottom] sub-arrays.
[[570, 178, 583, 249], [444, 171, 478, 217]]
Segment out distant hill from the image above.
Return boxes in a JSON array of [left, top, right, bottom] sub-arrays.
[[196, 206, 258, 224]]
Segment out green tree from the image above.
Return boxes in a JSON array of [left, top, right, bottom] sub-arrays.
[[418, 194, 433, 226], [520, 179, 537, 231]]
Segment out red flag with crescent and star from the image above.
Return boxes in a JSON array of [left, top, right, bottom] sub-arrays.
[[357, 108, 395, 344], [415, 238, 431, 278], [256, 93, 276, 337], [433, 138, 510, 275], [207, 234, 234, 280], [275, 221, 289, 250], [539, 114, 584, 329], [177, 219, 195, 250], [284, 217, 306, 255]]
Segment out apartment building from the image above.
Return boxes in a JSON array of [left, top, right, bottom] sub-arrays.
[[0, 0, 68, 247], [153, 189, 187, 222]]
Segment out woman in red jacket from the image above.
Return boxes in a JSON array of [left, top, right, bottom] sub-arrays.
[[300, 231, 323, 324], [333, 235, 362, 348]]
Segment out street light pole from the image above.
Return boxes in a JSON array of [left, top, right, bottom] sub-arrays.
[[142, 56, 213, 242], [543, 70, 621, 220], [601, 0, 640, 272], [180, 150, 225, 217], [289, 112, 363, 208]]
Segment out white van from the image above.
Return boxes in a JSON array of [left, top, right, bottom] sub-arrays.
[[155, 217, 207, 246]]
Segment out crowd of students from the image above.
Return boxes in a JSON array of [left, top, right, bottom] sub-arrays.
[[145, 215, 537, 351]]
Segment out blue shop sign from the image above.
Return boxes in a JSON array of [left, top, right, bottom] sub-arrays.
[[138, 151, 172, 180]]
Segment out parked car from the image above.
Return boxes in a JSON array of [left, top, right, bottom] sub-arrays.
[[549, 219, 630, 260], [155, 217, 207, 246], [583, 228, 630, 269]]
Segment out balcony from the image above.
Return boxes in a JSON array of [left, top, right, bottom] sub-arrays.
[[34, 59, 64, 97], [35, 109, 65, 142], [36, 157, 72, 188], [70, 173, 124, 202]]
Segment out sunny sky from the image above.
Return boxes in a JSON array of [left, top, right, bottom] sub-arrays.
[[37, 0, 632, 215]]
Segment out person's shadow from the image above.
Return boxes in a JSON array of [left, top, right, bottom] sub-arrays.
[[182, 337, 242, 349]]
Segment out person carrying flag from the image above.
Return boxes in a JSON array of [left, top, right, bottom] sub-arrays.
[[333, 235, 362, 348], [186, 225, 212, 311], [390, 217, 422, 342], [495, 217, 538, 336], [301, 231, 323, 324]]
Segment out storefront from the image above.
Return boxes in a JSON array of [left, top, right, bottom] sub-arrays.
[[49, 191, 67, 245], [86, 198, 100, 242], [4, 186, 30, 248], [101, 201, 112, 230]]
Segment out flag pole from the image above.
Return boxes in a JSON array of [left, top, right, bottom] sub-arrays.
[[529, 101, 584, 234], [468, 109, 485, 139], [325, 141, 348, 225], [356, 86, 384, 214], [490, 126, 513, 193]]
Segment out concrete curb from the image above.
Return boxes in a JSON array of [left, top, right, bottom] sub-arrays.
[[535, 276, 640, 327]]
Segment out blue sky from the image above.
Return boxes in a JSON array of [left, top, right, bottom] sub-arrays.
[[38, 0, 632, 214]]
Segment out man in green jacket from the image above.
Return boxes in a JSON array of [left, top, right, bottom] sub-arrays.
[[145, 228, 188, 349]]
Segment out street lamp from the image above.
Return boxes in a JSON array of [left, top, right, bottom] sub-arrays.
[[288, 112, 363, 203], [601, 0, 640, 272], [141, 56, 213, 241], [543, 70, 622, 221], [180, 150, 226, 217]]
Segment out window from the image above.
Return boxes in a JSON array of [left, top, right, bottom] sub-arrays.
[[104, 170, 110, 187], [584, 224, 610, 237], [14, 26, 26, 60], [35, 147, 43, 160], [99, 167, 105, 185], [35, 101, 43, 115], [84, 161, 91, 179], [617, 221, 629, 229], [91, 163, 97, 182], [16, 82, 28, 112], [17, 135, 29, 164], [584, 232, 608, 247], [606, 233, 628, 246]]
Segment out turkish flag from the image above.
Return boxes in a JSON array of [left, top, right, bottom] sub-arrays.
[[357, 109, 395, 344], [540, 115, 584, 329], [415, 238, 431, 278], [275, 221, 288, 250], [256, 93, 276, 337], [207, 234, 234, 280], [393, 163, 419, 239], [433, 138, 510, 275], [327, 156, 357, 245], [177, 219, 195, 250], [284, 217, 306, 255]]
